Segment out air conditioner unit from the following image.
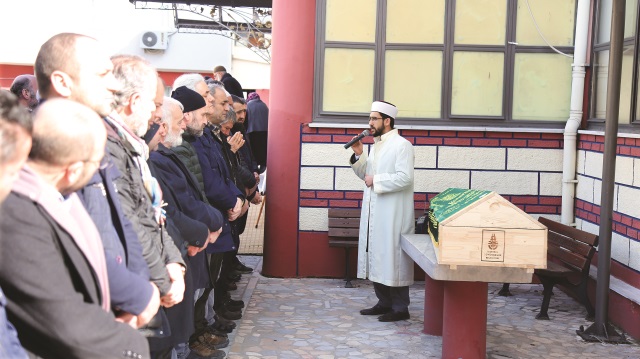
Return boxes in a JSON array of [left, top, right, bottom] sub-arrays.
[[140, 31, 168, 50]]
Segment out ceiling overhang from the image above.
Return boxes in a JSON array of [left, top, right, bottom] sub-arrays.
[[130, 0, 272, 7]]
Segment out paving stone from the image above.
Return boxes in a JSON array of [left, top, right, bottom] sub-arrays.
[[221, 256, 640, 358]]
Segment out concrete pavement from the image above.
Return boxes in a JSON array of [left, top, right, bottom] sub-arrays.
[[222, 256, 640, 358]]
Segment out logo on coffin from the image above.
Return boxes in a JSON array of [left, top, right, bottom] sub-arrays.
[[488, 233, 499, 250]]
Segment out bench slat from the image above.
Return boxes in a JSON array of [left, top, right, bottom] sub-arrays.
[[548, 231, 593, 257], [329, 228, 359, 237], [539, 217, 598, 246], [329, 239, 359, 247], [328, 218, 360, 228], [328, 208, 361, 218], [547, 245, 588, 272]]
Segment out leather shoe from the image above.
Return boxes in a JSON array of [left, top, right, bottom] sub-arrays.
[[378, 310, 410, 322], [201, 332, 229, 349], [225, 297, 244, 308], [360, 304, 392, 316], [236, 262, 253, 273], [227, 272, 242, 282], [214, 314, 236, 328], [224, 301, 243, 312], [204, 326, 228, 338], [189, 335, 226, 358], [217, 307, 242, 320], [227, 282, 238, 291]]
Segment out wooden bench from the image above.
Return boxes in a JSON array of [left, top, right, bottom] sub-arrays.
[[499, 216, 599, 320], [328, 208, 426, 288], [328, 208, 361, 288]]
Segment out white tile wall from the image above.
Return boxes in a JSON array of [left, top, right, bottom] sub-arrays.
[[577, 150, 586, 175], [617, 185, 640, 219], [301, 143, 353, 166], [414, 169, 469, 193], [612, 232, 630, 266], [335, 167, 365, 191], [439, 147, 505, 170], [579, 219, 600, 237], [629, 238, 640, 272], [471, 171, 538, 195], [507, 148, 563, 172], [615, 156, 635, 186], [594, 179, 602, 206], [414, 146, 437, 169], [584, 151, 604, 178], [300, 167, 334, 190], [576, 175, 595, 203], [299, 207, 328, 231], [540, 172, 563, 196]]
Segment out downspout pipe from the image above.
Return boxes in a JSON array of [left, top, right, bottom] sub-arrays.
[[561, 0, 591, 225]]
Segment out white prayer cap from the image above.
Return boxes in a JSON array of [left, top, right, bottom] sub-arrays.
[[371, 101, 398, 119]]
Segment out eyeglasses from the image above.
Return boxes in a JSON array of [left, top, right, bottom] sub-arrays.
[[368, 116, 383, 122]]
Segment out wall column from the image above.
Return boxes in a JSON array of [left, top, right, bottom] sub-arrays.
[[262, 0, 316, 277]]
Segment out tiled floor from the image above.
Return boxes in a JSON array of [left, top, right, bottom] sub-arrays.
[[223, 255, 640, 359], [239, 198, 265, 255]]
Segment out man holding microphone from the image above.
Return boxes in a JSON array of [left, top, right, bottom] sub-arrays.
[[348, 101, 416, 322]]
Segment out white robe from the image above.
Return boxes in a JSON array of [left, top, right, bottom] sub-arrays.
[[350, 129, 415, 286]]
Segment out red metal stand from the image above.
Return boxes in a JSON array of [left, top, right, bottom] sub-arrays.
[[424, 275, 444, 336], [442, 281, 488, 359]]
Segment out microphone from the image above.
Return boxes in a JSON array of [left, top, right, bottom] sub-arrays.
[[344, 129, 371, 149]]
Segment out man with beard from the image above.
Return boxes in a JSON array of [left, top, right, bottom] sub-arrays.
[[348, 101, 415, 322], [171, 75, 244, 337], [0, 99, 149, 358], [149, 90, 227, 358], [230, 94, 260, 210]]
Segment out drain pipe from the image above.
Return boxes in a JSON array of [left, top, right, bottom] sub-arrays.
[[561, 0, 591, 226]]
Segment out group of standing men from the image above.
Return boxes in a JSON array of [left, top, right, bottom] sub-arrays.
[[0, 28, 418, 359], [0, 32, 267, 359]]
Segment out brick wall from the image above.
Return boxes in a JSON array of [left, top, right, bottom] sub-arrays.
[[575, 133, 640, 289], [298, 126, 564, 232]]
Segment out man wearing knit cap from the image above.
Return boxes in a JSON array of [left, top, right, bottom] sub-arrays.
[[149, 87, 228, 358], [213, 65, 244, 99], [348, 101, 415, 322]]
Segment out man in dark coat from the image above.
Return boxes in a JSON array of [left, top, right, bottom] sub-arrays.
[[33, 32, 161, 330], [213, 65, 244, 98], [170, 75, 245, 333], [0, 90, 32, 359], [246, 92, 269, 172], [148, 90, 228, 358], [0, 99, 150, 358]]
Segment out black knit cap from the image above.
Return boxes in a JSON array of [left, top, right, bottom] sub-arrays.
[[171, 86, 206, 113]]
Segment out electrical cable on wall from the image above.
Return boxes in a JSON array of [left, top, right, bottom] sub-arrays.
[[524, 0, 574, 58]]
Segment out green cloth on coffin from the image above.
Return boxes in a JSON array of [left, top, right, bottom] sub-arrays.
[[427, 188, 491, 246]]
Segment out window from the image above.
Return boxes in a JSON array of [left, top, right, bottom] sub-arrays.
[[590, 0, 639, 130], [314, 0, 576, 127]]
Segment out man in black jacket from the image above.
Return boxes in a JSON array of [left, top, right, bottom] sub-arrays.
[[107, 55, 186, 358], [0, 99, 150, 359], [148, 91, 228, 358], [33, 32, 161, 331], [213, 65, 244, 99]]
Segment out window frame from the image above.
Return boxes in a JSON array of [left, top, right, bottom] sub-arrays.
[[313, 0, 576, 129], [587, 0, 640, 134]]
